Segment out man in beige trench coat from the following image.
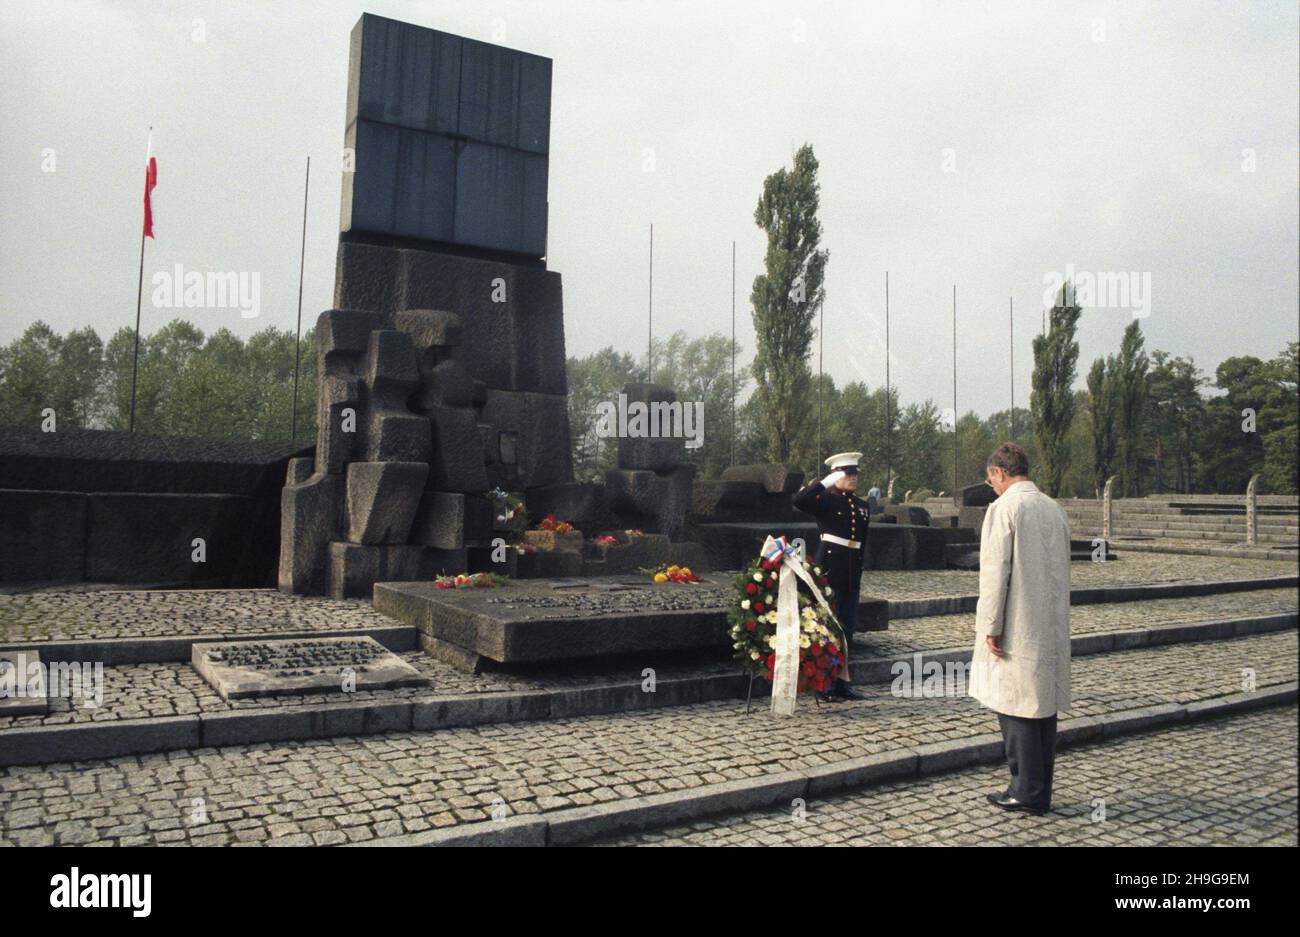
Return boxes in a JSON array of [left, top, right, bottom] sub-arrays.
[[968, 443, 1071, 816]]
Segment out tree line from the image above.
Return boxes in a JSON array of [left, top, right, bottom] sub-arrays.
[[3, 142, 1294, 497]]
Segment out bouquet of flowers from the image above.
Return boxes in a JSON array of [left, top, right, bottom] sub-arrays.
[[434, 572, 509, 590], [537, 513, 575, 533], [728, 553, 844, 695], [591, 534, 618, 546], [639, 563, 701, 584], [487, 488, 528, 534]]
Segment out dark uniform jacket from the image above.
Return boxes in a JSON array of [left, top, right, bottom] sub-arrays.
[[792, 481, 871, 596]]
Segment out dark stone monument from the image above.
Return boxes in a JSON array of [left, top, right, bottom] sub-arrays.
[[281, 15, 574, 599]]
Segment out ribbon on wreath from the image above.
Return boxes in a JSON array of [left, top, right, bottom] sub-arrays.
[[760, 534, 851, 716]]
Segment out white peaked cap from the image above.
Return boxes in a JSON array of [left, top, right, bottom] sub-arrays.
[[824, 451, 863, 470]]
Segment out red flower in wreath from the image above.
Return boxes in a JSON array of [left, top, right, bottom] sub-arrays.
[[753, 602, 764, 613], [745, 583, 757, 595], [745, 620, 756, 632]]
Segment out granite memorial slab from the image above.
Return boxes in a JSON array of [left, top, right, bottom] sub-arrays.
[[192, 636, 429, 701], [374, 576, 738, 667]]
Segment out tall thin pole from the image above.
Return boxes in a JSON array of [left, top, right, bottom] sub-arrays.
[[647, 223, 654, 382], [291, 156, 311, 443], [128, 126, 151, 434], [128, 229, 146, 433], [817, 300, 824, 467], [884, 271, 891, 491], [730, 240, 736, 467], [952, 284, 958, 492], [1009, 295, 1014, 440]]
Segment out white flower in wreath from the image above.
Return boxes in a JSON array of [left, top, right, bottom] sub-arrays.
[[824, 587, 833, 596], [750, 650, 761, 660], [814, 566, 822, 575], [741, 600, 750, 610], [768, 635, 778, 648], [766, 611, 778, 624], [799, 635, 811, 649], [764, 595, 773, 604], [753, 573, 763, 582]]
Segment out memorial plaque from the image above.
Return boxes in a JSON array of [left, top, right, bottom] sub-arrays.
[[0, 650, 49, 717], [192, 636, 429, 701]]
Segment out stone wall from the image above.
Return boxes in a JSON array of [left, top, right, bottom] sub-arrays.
[[0, 427, 306, 585]]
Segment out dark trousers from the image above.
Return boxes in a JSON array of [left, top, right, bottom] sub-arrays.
[[997, 712, 1058, 807], [832, 584, 859, 688]]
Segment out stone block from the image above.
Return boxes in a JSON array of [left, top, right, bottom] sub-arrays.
[[480, 389, 573, 489], [334, 241, 567, 396], [314, 374, 361, 475], [427, 405, 490, 493], [286, 457, 313, 485], [691, 480, 761, 521], [345, 461, 429, 544], [422, 547, 468, 576], [86, 492, 252, 584], [526, 482, 612, 533], [395, 308, 463, 350], [0, 650, 49, 717], [365, 410, 432, 463], [615, 383, 684, 472], [414, 359, 476, 409], [720, 463, 805, 494], [0, 490, 87, 582], [957, 482, 996, 507], [605, 465, 694, 542], [192, 636, 428, 701], [957, 506, 987, 530], [363, 329, 420, 391], [327, 542, 437, 598], [884, 504, 932, 526], [412, 491, 465, 550], [279, 472, 344, 595], [316, 308, 388, 359], [463, 494, 495, 542]]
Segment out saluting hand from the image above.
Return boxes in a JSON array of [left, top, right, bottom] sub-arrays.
[[821, 471, 846, 488]]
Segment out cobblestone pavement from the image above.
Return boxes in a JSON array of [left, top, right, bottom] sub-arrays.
[[1, 553, 1292, 645], [3, 589, 1292, 730], [0, 631, 1293, 845], [862, 553, 1294, 600], [858, 587, 1297, 658], [602, 705, 1298, 846]]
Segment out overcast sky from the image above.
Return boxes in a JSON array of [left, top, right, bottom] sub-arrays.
[[2, 0, 1296, 419]]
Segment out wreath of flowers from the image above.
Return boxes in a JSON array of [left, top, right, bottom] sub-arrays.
[[728, 553, 845, 694], [434, 572, 509, 590], [487, 488, 528, 534]]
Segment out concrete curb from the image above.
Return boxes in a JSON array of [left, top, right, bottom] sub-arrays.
[[1, 615, 1292, 768], [887, 574, 1297, 620], [359, 682, 1299, 847]]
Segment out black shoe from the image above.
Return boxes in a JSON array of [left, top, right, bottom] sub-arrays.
[[814, 691, 840, 704], [831, 680, 863, 701], [986, 791, 1047, 816]]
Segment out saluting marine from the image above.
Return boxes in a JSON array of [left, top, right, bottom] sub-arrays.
[[792, 451, 870, 702]]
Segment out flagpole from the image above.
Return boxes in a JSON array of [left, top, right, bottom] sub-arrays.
[[128, 228, 145, 433], [647, 222, 654, 382], [291, 156, 311, 443], [128, 126, 152, 434], [730, 239, 736, 467]]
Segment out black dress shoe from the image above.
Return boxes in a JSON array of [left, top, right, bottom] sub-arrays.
[[815, 690, 840, 704], [986, 791, 1047, 816], [831, 680, 863, 701]]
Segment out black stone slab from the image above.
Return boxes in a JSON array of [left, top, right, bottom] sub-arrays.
[[374, 577, 736, 666]]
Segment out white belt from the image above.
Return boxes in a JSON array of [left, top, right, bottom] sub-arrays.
[[821, 534, 861, 549]]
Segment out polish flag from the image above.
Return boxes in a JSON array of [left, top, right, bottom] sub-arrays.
[[143, 130, 157, 239]]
